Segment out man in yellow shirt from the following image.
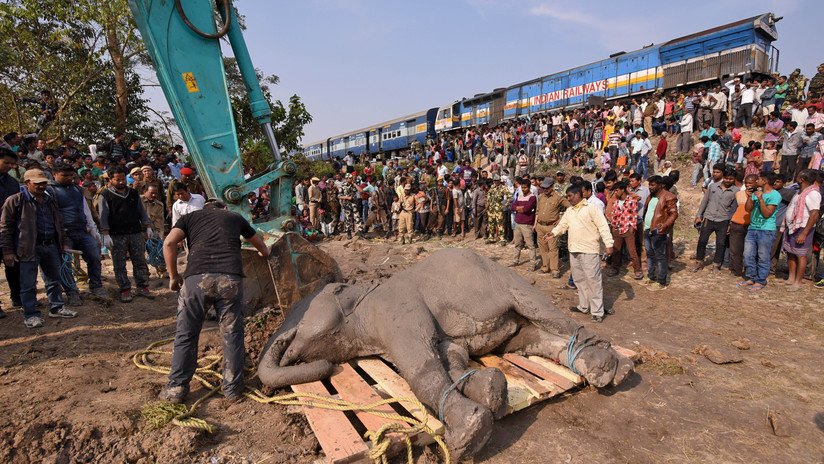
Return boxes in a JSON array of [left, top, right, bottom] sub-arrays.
[[550, 184, 614, 322]]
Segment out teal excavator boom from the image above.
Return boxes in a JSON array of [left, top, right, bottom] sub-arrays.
[[127, 0, 340, 309]]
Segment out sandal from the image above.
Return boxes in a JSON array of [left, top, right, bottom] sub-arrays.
[[749, 283, 765, 292], [736, 280, 754, 287]]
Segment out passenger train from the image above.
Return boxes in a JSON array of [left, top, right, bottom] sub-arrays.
[[300, 13, 781, 161]]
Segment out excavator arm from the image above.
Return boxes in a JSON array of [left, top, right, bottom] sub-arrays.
[[127, 0, 340, 309]]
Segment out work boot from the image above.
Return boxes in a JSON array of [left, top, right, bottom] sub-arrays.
[[120, 289, 133, 303], [531, 260, 541, 272], [158, 385, 188, 404], [90, 287, 111, 301], [135, 286, 155, 300], [66, 292, 83, 307]]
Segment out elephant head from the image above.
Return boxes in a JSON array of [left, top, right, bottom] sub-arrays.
[[257, 283, 368, 388]]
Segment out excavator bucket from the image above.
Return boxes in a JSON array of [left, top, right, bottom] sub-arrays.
[[241, 232, 343, 312]]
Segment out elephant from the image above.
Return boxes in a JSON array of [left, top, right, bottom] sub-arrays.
[[258, 248, 634, 461]]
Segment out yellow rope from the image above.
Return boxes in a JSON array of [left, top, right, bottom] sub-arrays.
[[133, 337, 450, 463]]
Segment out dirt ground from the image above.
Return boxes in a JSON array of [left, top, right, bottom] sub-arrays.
[[1, 177, 823, 464]]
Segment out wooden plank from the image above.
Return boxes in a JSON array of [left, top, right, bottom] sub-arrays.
[[527, 355, 584, 384], [328, 363, 405, 436], [613, 345, 640, 361], [477, 355, 555, 397], [468, 360, 536, 415], [502, 354, 577, 391], [354, 358, 444, 435], [291, 381, 369, 464]]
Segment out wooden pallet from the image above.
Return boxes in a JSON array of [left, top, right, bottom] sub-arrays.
[[292, 348, 636, 464]]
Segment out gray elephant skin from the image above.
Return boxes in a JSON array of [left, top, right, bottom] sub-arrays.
[[258, 248, 634, 461]]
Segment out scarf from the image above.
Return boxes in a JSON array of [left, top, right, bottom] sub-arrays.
[[787, 185, 816, 234]]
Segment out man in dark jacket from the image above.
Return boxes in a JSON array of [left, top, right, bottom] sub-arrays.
[[49, 163, 108, 304], [1, 169, 78, 328], [98, 167, 155, 303], [643, 176, 679, 290], [0, 148, 21, 318]]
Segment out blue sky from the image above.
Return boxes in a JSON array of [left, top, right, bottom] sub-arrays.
[[143, 0, 819, 146]]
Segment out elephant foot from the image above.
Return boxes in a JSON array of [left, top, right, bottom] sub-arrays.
[[460, 368, 508, 420], [574, 345, 635, 388], [442, 395, 494, 462]]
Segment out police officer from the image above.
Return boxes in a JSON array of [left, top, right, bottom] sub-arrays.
[[534, 177, 570, 278], [337, 173, 363, 239], [159, 200, 270, 403]]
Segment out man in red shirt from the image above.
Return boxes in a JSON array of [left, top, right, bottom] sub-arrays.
[[510, 177, 537, 267], [654, 131, 668, 175]]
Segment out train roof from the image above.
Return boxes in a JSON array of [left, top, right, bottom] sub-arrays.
[[301, 140, 327, 148], [503, 13, 776, 91]]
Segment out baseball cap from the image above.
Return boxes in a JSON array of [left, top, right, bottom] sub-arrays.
[[23, 169, 49, 184], [540, 178, 553, 189]]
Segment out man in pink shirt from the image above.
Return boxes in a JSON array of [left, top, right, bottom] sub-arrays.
[[510, 177, 537, 267]]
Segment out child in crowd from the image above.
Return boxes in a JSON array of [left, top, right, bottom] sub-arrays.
[[762, 140, 777, 173]]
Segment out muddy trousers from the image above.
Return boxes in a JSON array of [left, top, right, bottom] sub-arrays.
[[168, 273, 245, 396], [569, 252, 604, 317], [610, 228, 641, 273], [111, 233, 149, 291]]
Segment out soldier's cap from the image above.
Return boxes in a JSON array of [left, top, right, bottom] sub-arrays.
[[555, 171, 566, 176], [540, 177, 554, 188], [180, 167, 194, 176], [23, 169, 49, 184], [492, 174, 501, 181]]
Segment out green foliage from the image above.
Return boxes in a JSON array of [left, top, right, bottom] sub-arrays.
[[0, 0, 162, 145], [223, 58, 312, 155]]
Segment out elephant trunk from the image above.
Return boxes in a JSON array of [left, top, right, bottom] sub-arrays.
[[257, 330, 335, 389]]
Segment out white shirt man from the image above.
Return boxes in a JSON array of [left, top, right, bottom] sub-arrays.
[[740, 86, 756, 105], [679, 112, 694, 133], [171, 191, 205, 226]]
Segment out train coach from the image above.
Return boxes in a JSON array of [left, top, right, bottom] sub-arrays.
[[302, 13, 780, 159]]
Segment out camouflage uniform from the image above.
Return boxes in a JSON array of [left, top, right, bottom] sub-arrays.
[[807, 64, 824, 101], [337, 182, 362, 235], [486, 184, 512, 243], [787, 69, 807, 104]]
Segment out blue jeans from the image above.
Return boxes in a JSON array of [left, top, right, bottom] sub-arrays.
[[644, 229, 669, 285], [66, 230, 102, 290], [637, 155, 649, 179], [744, 229, 775, 285], [20, 243, 65, 318]]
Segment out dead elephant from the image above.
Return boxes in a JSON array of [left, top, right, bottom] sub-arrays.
[[258, 248, 634, 460]]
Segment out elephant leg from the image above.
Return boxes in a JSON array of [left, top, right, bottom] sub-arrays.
[[387, 333, 493, 461], [438, 340, 508, 420], [497, 324, 633, 388]]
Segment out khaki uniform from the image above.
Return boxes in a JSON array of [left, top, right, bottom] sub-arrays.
[[142, 198, 166, 238], [397, 193, 415, 243], [308, 184, 322, 229], [535, 190, 570, 273]]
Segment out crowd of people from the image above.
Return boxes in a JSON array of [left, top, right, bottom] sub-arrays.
[[0, 134, 208, 328], [294, 67, 824, 322], [1, 65, 823, 328]]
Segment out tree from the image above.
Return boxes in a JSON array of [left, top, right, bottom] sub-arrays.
[[223, 57, 313, 159]]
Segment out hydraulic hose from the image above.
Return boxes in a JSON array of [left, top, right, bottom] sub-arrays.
[[174, 0, 231, 39]]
